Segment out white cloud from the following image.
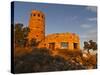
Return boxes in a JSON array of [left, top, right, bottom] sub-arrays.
[[88, 17, 97, 21], [80, 24, 92, 29], [85, 6, 97, 12]]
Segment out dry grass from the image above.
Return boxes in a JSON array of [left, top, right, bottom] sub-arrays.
[[14, 47, 32, 57], [51, 49, 97, 69], [14, 47, 97, 70]]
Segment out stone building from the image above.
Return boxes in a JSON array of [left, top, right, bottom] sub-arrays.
[[28, 10, 80, 50], [38, 33, 80, 50], [28, 10, 45, 42]]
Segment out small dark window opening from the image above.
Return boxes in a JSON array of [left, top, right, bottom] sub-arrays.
[[33, 14, 36, 16], [38, 14, 40, 17], [42, 15, 43, 18], [73, 43, 78, 49], [44, 44, 46, 46], [36, 35, 38, 37]]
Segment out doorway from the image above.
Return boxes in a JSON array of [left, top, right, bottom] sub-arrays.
[[49, 42, 55, 50]]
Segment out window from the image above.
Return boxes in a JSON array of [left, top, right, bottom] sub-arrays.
[[31, 13, 36, 16], [42, 15, 43, 18], [44, 44, 46, 46], [73, 43, 78, 49], [33, 14, 36, 16], [61, 42, 68, 49], [38, 14, 40, 17], [49, 42, 55, 50], [36, 35, 38, 37]]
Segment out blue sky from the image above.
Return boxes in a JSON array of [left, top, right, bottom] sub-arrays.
[[13, 1, 97, 48]]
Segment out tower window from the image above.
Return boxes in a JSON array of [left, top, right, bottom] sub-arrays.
[[44, 44, 46, 46], [38, 14, 40, 17], [42, 15, 43, 18], [36, 35, 38, 37], [33, 14, 36, 16]]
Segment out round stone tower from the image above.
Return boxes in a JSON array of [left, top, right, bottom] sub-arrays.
[[28, 10, 45, 42]]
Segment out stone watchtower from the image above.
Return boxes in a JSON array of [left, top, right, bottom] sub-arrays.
[[28, 10, 45, 42]]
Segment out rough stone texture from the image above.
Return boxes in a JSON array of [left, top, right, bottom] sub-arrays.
[[28, 10, 45, 41], [39, 33, 80, 50]]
